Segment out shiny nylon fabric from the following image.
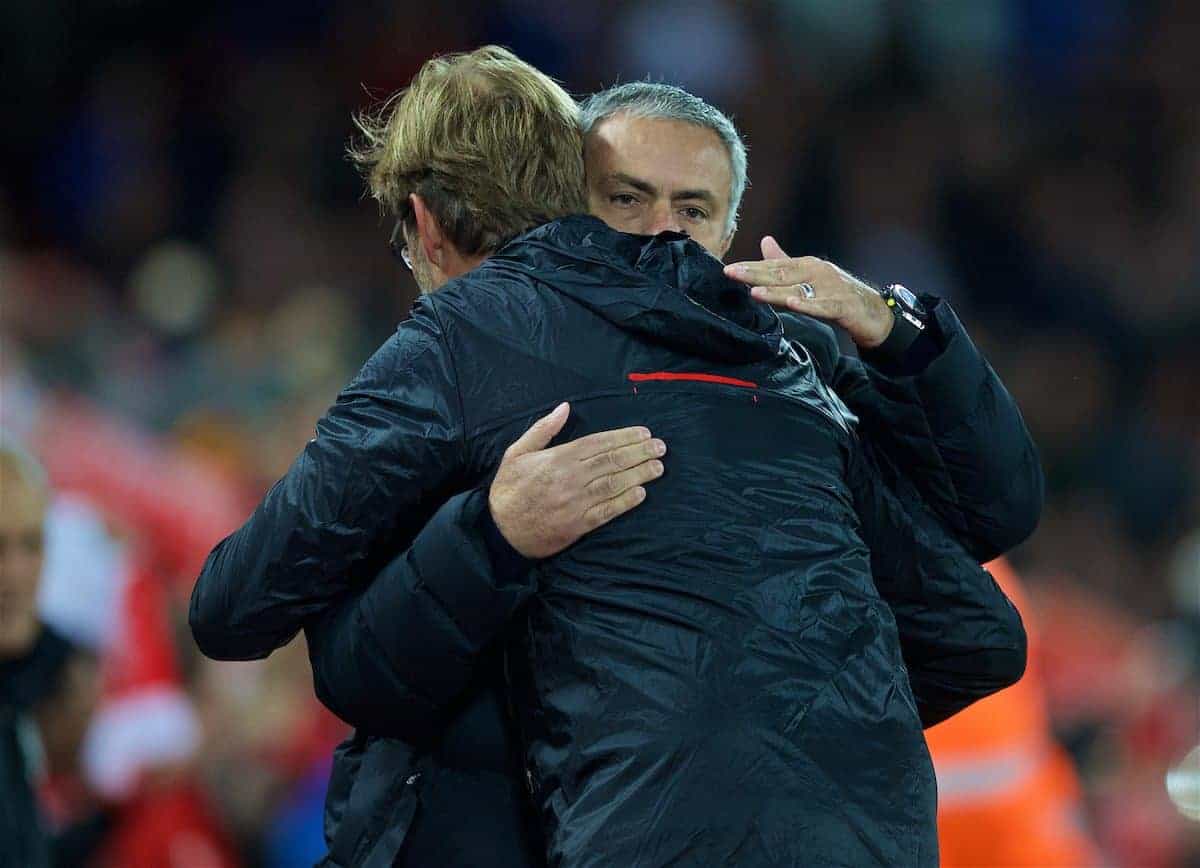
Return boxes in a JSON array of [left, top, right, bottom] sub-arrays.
[[507, 392, 935, 866], [194, 215, 954, 865], [422, 217, 938, 865]]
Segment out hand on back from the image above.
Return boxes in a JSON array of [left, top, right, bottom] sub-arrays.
[[489, 403, 666, 559]]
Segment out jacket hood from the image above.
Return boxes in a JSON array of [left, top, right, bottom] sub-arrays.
[[486, 215, 785, 364]]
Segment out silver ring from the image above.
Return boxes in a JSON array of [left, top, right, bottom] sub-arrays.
[[799, 282, 815, 299]]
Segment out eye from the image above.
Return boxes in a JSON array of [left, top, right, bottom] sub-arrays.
[[610, 193, 639, 208], [680, 207, 708, 222]]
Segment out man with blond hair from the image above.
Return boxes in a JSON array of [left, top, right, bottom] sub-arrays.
[[192, 48, 1035, 867]]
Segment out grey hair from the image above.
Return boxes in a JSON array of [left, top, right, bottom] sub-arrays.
[[579, 82, 748, 238]]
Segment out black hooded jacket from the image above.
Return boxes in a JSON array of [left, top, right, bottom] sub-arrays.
[[191, 216, 1038, 867]]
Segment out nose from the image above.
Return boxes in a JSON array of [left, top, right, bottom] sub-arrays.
[[646, 202, 683, 237]]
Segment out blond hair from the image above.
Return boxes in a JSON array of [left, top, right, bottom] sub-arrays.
[[351, 45, 587, 256]]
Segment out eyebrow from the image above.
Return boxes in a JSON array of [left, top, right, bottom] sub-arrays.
[[608, 173, 718, 207], [609, 172, 658, 197]]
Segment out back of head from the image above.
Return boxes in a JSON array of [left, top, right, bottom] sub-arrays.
[[352, 45, 587, 256]]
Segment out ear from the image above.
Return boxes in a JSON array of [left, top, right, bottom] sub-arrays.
[[410, 193, 445, 269]]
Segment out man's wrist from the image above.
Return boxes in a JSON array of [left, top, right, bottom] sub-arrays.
[[866, 310, 923, 360], [480, 490, 536, 575], [860, 290, 945, 376]]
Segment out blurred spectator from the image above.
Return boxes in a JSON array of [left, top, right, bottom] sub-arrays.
[[926, 558, 1101, 866], [0, 441, 59, 868]]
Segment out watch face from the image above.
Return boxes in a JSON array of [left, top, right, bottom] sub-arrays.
[[891, 283, 919, 310]]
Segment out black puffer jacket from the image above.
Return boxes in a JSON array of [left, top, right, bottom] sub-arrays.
[[191, 216, 1038, 866]]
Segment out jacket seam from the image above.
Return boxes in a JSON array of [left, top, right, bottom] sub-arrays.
[[463, 381, 855, 444], [425, 296, 470, 468]]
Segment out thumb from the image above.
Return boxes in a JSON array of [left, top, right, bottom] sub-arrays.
[[505, 402, 570, 458], [760, 235, 789, 260]]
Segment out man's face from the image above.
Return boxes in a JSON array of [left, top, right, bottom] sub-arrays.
[[585, 113, 734, 259], [0, 479, 45, 658]]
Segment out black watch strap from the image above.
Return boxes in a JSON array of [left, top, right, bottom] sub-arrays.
[[872, 283, 927, 360]]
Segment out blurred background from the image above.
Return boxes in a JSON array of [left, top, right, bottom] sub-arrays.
[[1, 0, 1197, 865]]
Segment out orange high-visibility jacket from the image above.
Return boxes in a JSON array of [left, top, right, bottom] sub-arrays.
[[925, 559, 1099, 867]]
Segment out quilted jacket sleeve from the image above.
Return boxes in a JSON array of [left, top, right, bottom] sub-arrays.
[[304, 486, 536, 737], [825, 298, 1044, 562], [189, 299, 469, 661], [851, 439, 1028, 727]]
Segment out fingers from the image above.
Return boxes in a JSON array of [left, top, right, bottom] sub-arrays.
[[749, 287, 848, 319], [560, 425, 653, 460], [760, 235, 789, 260], [579, 437, 666, 481], [581, 484, 648, 532], [586, 458, 664, 500], [723, 256, 829, 288], [503, 402, 570, 459]]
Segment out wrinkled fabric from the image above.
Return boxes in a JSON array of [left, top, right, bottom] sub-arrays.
[[191, 215, 1036, 867], [505, 399, 937, 867]]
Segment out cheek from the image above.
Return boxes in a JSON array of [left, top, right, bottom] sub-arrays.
[[23, 553, 44, 591], [586, 190, 616, 221], [591, 204, 643, 234], [3, 550, 44, 594], [691, 224, 729, 259]]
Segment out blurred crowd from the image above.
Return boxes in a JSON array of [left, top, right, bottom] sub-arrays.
[[1, 0, 1198, 865]]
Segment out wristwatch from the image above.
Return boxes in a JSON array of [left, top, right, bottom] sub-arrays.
[[873, 283, 927, 358]]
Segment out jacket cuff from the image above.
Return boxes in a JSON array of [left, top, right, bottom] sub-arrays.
[[473, 489, 536, 581], [858, 296, 942, 376], [861, 298, 989, 431]]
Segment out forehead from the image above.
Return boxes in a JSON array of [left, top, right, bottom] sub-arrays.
[[0, 468, 47, 530], [0, 490, 45, 532], [585, 114, 733, 199]]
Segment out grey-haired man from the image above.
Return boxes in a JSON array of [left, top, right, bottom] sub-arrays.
[[578, 82, 1037, 555], [209, 81, 1040, 867]]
